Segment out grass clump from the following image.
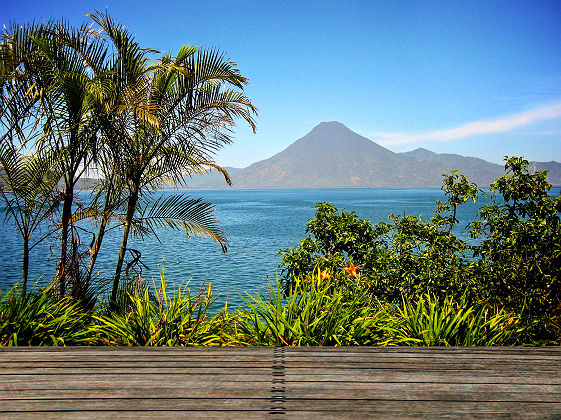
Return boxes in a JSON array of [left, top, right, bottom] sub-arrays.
[[0, 272, 537, 347], [372, 294, 520, 346], [233, 271, 375, 346], [0, 285, 90, 346], [88, 274, 222, 346]]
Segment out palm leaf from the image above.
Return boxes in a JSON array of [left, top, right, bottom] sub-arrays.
[[132, 194, 227, 252]]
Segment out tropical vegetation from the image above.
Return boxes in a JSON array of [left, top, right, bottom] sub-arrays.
[[0, 11, 256, 305], [278, 157, 560, 345], [1, 156, 560, 346], [0, 12, 559, 346]]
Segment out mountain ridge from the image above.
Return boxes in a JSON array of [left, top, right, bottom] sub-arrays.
[[183, 122, 561, 189]]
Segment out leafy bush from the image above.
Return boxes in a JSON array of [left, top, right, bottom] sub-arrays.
[[0, 285, 89, 346], [89, 273, 221, 346], [235, 271, 377, 346], [470, 157, 561, 317], [1, 157, 558, 346], [279, 171, 480, 303], [279, 157, 561, 343], [232, 273, 521, 346], [373, 294, 520, 346]]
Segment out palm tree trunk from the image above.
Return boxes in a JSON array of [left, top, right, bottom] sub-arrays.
[[57, 187, 73, 297], [86, 169, 118, 285], [85, 214, 108, 285], [111, 190, 138, 302], [22, 236, 29, 295]]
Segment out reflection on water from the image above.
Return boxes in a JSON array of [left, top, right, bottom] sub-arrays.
[[0, 188, 489, 307]]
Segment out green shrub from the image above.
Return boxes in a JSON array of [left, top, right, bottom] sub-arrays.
[[235, 271, 378, 346], [372, 294, 521, 346], [278, 158, 561, 343], [278, 171, 480, 303], [89, 273, 221, 346], [0, 284, 90, 346], [470, 157, 561, 317]]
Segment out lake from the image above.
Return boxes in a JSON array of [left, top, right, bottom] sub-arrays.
[[0, 188, 486, 307]]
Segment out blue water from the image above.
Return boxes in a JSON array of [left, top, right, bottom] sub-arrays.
[[0, 188, 485, 307]]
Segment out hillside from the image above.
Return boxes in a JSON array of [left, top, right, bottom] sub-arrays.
[[400, 148, 504, 185], [182, 122, 561, 189]]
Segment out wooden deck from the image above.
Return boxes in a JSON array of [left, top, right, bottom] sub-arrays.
[[1, 347, 560, 419]]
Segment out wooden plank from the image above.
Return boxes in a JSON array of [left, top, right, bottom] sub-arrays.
[[2, 346, 557, 354], [0, 366, 556, 377], [0, 361, 274, 368], [0, 412, 274, 420], [0, 364, 271, 374], [0, 385, 272, 399], [0, 398, 274, 411], [284, 372, 560, 384], [285, 346, 561, 354], [3, 374, 553, 388], [0, 346, 272, 351], [284, 385, 561, 403], [0, 410, 556, 420], [0, 355, 273, 363], [0, 355, 561, 368], [284, 352, 561, 361], [0, 347, 272, 356], [1, 347, 558, 361], [0, 371, 271, 387], [1, 383, 559, 402], [291, 367, 560, 376], [0, 348, 273, 357], [1, 346, 559, 419], [1, 399, 560, 416], [278, 399, 561, 416]]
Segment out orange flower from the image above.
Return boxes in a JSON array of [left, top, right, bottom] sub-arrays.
[[319, 269, 330, 281], [344, 263, 360, 278]]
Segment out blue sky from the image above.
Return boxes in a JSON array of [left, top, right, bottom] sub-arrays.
[[2, 0, 561, 167]]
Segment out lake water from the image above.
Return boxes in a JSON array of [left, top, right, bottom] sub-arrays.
[[0, 188, 486, 307]]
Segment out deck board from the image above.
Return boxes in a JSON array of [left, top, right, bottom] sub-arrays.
[[1, 347, 560, 419]]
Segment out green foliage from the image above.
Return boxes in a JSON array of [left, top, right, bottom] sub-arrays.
[[88, 273, 221, 346], [234, 272, 377, 346], [278, 202, 385, 290], [1, 12, 256, 304], [279, 171, 480, 303], [435, 170, 479, 229], [231, 272, 520, 347], [470, 157, 561, 319], [1, 154, 559, 346], [85, 12, 256, 301], [279, 158, 561, 343], [132, 194, 227, 250], [0, 269, 548, 347], [0, 284, 89, 346], [373, 294, 520, 346], [0, 144, 62, 291]]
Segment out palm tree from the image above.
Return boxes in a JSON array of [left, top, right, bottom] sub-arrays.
[[89, 12, 257, 302], [5, 21, 109, 296], [0, 144, 61, 293], [1, 22, 60, 294]]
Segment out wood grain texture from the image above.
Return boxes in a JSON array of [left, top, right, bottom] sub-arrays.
[[1, 347, 560, 419]]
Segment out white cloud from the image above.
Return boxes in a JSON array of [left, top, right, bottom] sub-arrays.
[[374, 103, 561, 145]]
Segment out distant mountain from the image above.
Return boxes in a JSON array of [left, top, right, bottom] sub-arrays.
[[400, 148, 504, 186], [234, 121, 447, 188], [532, 161, 561, 185], [182, 122, 561, 189]]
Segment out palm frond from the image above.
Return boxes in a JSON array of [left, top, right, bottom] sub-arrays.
[[132, 194, 227, 252]]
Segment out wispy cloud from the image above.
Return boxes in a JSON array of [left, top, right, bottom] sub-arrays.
[[374, 103, 561, 145]]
